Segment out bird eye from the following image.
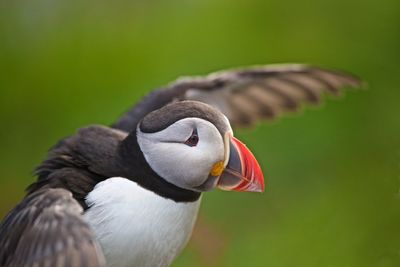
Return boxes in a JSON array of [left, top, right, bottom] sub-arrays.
[[185, 129, 199, 147]]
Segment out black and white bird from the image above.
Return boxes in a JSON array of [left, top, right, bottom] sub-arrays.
[[0, 64, 362, 267]]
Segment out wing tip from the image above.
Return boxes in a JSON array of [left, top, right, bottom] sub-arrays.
[[304, 64, 366, 89]]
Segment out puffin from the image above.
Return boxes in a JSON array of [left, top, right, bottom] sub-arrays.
[[0, 64, 362, 267]]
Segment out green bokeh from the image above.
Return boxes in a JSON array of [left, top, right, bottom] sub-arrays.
[[0, 0, 399, 266]]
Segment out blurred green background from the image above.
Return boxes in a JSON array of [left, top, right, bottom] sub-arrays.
[[0, 0, 399, 266]]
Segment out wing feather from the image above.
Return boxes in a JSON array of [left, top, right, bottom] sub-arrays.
[[112, 64, 363, 131], [0, 189, 105, 267]]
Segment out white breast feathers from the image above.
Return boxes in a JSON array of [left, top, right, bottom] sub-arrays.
[[84, 177, 201, 267]]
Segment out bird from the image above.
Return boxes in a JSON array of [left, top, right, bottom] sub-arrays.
[[0, 64, 362, 267]]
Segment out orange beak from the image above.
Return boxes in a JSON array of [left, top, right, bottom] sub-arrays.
[[217, 135, 265, 192]]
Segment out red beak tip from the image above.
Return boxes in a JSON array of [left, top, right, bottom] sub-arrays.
[[218, 136, 266, 193]]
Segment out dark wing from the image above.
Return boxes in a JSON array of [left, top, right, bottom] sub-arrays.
[[0, 188, 106, 267], [112, 64, 363, 132]]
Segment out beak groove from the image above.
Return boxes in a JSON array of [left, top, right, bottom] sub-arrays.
[[217, 136, 265, 192]]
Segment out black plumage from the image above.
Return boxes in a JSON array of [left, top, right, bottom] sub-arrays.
[[0, 188, 106, 267]]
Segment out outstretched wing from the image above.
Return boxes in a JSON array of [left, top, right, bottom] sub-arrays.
[[112, 64, 363, 132], [0, 188, 106, 267]]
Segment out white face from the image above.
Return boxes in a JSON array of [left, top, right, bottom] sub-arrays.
[[137, 118, 227, 191]]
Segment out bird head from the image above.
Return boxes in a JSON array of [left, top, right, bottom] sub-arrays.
[[136, 101, 264, 193]]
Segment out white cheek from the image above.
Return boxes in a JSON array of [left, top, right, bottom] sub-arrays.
[[137, 118, 225, 190]]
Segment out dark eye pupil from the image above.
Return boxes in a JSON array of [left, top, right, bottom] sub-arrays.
[[185, 130, 199, 147], [190, 135, 198, 143]]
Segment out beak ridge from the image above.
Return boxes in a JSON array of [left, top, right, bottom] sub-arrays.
[[217, 136, 265, 192]]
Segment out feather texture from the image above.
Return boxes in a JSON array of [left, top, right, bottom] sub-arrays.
[[0, 188, 105, 267], [113, 64, 363, 131]]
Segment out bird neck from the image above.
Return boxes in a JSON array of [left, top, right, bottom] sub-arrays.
[[118, 132, 201, 203]]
